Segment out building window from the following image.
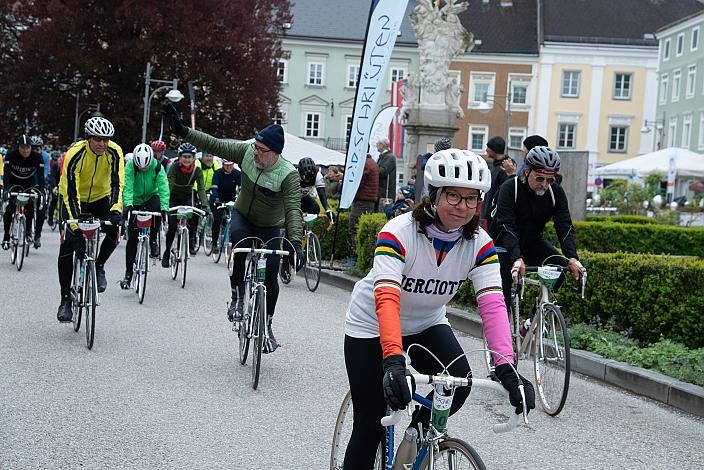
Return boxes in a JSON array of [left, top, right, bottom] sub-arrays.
[[469, 126, 488, 152], [468, 72, 495, 107], [687, 65, 697, 98], [557, 123, 576, 149], [346, 64, 360, 88], [273, 110, 287, 126], [698, 113, 704, 150], [682, 114, 692, 149], [663, 38, 671, 60], [389, 67, 407, 89], [305, 112, 321, 137], [693, 27, 700, 51], [511, 83, 527, 105], [344, 115, 353, 142], [668, 117, 677, 148], [508, 127, 526, 149], [608, 126, 628, 153], [561, 71, 580, 98], [659, 73, 668, 104], [676, 33, 685, 56], [613, 73, 632, 100], [307, 62, 324, 86], [672, 69, 681, 102], [277, 60, 288, 83]]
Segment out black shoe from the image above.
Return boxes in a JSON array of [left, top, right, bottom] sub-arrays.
[[57, 298, 73, 323], [1, 240, 8, 251], [280, 261, 291, 283], [150, 240, 159, 258], [227, 286, 245, 322], [33, 236, 41, 249], [96, 264, 107, 293], [263, 317, 279, 354], [119, 273, 132, 290], [161, 251, 170, 268]]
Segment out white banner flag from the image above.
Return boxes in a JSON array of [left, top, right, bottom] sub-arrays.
[[369, 106, 398, 161], [339, 0, 409, 209]]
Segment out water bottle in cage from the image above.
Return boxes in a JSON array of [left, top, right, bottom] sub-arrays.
[[257, 257, 266, 282]]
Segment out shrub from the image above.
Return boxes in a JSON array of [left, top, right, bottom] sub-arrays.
[[586, 215, 657, 225], [356, 213, 389, 271], [309, 211, 353, 260], [543, 222, 704, 257]]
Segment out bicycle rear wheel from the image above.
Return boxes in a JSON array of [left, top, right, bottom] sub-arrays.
[[304, 231, 322, 292], [251, 284, 265, 390], [203, 213, 214, 256], [137, 238, 149, 304], [170, 232, 180, 280], [533, 303, 570, 416], [16, 216, 26, 271], [329, 390, 384, 470], [420, 437, 486, 470], [181, 228, 188, 288], [72, 256, 83, 332], [85, 262, 97, 349]]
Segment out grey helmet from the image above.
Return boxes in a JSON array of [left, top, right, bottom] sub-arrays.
[[525, 146, 560, 173], [178, 142, 197, 155]]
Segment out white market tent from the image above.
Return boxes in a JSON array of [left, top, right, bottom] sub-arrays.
[[234, 132, 346, 167], [594, 147, 704, 198]]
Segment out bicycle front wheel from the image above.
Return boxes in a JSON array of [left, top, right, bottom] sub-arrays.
[[251, 284, 265, 390], [203, 213, 214, 256], [170, 232, 180, 280], [420, 438, 486, 470], [533, 303, 570, 416], [329, 390, 384, 470], [213, 230, 224, 264], [16, 216, 26, 271], [72, 256, 83, 332], [85, 262, 97, 349], [304, 232, 322, 292], [137, 238, 149, 304], [181, 228, 188, 288]]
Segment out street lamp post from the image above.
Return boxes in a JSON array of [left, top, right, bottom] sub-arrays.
[[640, 111, 666, 150], [75, 104, 101, 141], [141, 62, 185, 143], [476, 80, 513, 141]]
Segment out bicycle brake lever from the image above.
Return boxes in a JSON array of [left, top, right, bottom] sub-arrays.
[[518, 384, 529, 425]]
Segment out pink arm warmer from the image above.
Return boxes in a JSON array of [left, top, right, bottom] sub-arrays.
[[477, 292, 515, 366]]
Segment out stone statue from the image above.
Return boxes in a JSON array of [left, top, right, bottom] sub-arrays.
[[410, 0, 473, 106], [400, 72, 419, 115], [445, 75, 464, 118]]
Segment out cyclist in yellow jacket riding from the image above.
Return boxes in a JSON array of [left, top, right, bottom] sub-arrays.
[[56, 116, 124, 323]]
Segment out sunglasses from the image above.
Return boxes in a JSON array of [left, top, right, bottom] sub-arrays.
[[534, 175, 556, 185]]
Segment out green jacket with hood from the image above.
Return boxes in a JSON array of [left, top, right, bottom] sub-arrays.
[[123, 158, 170, 211]]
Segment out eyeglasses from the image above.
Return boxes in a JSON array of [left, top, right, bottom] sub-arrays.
[[251, 142, 272, 154], [444, 191, 480, 208], [534, 175, 556, 185]]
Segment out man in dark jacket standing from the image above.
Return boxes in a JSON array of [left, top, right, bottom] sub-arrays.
[[344, 153, 379, 268], [481, 136, 516, 227], [375, 138, 396, 211]]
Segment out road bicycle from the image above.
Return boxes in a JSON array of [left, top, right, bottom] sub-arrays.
[[279, 213, 323, 291], [7, 191, 38, 271], [66, 215, 112, 350], [129, 210, 161, 304], [231, 237, 291, 390], [168, 205, 205, 288], [330, 345, 527, 470], [47, 190, 60, 231], [206, 200, 235, 265], [483, 260, 586, 417]]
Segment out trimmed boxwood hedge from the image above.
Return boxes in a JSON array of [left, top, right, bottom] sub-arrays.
[[309, 211, 353, 261], [586, 215, 658, 225]]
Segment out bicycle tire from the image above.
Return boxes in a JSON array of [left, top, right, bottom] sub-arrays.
[[133, 238, 142, 295], [85, 262, 96, 349], [137, 238, 148, 304], [72, 256, 83, 332], [193, 219, 203, 254], [170, 232, 180, 280], [213, 230, 224, 264], [181, 227, 188, 288], [9, 218, 18, 265], [329, 390, 384, 470], [304, 231, 322, 291], [419, 437, 486, 470], [239, 256, 257, 365], [533, 303, 570, 416], [251, 284, 265, 390], [203, 214, 214, 256], [16, 216, 26, 271]]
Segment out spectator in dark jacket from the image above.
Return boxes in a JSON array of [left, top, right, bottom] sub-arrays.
[[481, 136, 516, 227], [344, 153, 379, 268], [375, 138, 396, 210]]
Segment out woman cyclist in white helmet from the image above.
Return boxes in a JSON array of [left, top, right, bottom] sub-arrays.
[[342, 148, 535, 469]]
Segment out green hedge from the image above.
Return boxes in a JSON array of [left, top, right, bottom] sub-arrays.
[[456, 251, 704, 349], [586, 215, 658, 225], [544, 222, 704, 257], [309, 211, 353, 260], [356, 213, 389, 270]]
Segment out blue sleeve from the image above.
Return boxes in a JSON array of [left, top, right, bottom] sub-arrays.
[[43, 152, 50, 178]]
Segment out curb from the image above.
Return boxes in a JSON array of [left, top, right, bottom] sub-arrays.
[[319, 269, 704, 418]]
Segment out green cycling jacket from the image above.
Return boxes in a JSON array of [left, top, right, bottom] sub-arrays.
[[186, 129, 303, 243], [123, 159, 170, 211]]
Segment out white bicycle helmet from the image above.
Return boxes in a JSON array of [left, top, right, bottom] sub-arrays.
[[132, 143, 153, 170], [84, 116, 115, 138], [424, 148, 491, 194]]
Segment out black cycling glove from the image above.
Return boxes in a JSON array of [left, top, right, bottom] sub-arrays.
[[291, 240, 305, 272], [495, 363, 536, 415], [161, 102, 190, 138], [382, 354, 413, 411]]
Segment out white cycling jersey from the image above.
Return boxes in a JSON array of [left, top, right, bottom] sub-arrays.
[[301, 171, 325, 198]]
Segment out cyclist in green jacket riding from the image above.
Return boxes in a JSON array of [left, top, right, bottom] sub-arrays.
[[120, 143, 170, 289], [162, 103, 304, 353]]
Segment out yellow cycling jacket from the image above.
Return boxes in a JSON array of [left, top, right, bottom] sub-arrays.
[[59, 140, 124, 219]]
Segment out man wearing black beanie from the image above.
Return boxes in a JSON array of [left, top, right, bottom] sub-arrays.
[[162, 103, 304, 354], [481, 136, 515, 226]]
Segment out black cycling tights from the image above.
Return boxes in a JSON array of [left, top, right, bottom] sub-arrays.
[[343, 324, 471, 469]]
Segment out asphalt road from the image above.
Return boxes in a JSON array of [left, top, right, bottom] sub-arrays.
[[1, 230, 703, 469]]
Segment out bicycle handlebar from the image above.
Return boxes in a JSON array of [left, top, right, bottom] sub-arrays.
[[232, 247, 291, 257], [380, 375, 521, 433], [131, 210, 162, 218], [216, 201, 235, 211], [168, 205, 206, 216], [65, 219, 113, 226], [521, 265, 586, 298], [8, 192, 38, 198]]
